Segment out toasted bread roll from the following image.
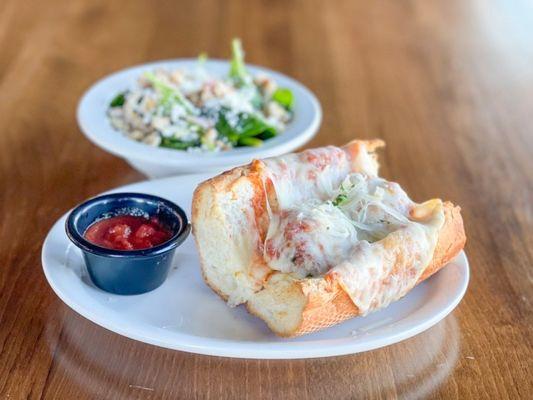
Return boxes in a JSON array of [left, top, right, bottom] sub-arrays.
[[192, 140, 466, 336]]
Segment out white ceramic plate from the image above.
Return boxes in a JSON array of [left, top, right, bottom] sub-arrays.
[[77, 60, 321, 178], [42, 174, 469, 359]]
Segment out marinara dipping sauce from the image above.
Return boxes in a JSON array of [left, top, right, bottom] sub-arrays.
[[84, 215, 173, 251], [66, 192, 190, 295]]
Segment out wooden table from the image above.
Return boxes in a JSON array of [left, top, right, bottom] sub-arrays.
[[1, 0, 531, 398]]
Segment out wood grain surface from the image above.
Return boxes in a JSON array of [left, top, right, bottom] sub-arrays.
[[0, 0, 532, 399]]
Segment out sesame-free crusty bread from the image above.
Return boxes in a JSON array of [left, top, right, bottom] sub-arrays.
[[192, 140, 466, 337]]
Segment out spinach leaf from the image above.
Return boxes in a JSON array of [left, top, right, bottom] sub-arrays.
[[236, 113, 276, 138], [257, 130, 276, 140], [109, 92, 126, 107], [215, 109, 277, 147], [238, 137, 263, 147], [215, 112, 239, 144], [160, 137, 200, 150], [272, 88, 294, 110]]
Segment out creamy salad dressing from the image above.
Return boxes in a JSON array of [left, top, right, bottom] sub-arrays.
[[260, 147, 445, 315]]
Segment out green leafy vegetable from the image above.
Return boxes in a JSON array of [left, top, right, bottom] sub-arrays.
[[238, 137, 263, 147], [144, 72, 197, 115], [272, 88, 294, 110], [215, 109, 276, 146], [236, 113, 276, 138], [257, 130, 276, 140], [229, 38, 264, 111], [229, 38, 251, 87], [160, 137, 200, 150], [110, 93, 126, 107], [215, 112, 240, 144]]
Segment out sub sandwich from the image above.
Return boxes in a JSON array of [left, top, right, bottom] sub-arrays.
[[192, 140, 466, 336]]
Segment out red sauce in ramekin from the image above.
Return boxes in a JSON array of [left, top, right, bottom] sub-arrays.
[[84, 215, 172, 250]]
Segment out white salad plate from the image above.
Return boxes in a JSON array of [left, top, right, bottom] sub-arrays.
[[77, 60, 321, 178], [42, 173, 469, 359]]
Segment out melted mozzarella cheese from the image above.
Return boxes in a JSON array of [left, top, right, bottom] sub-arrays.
[[264, 173, 412, 275], [333, 218, 441, 314], [261, 154, 445, 315], [263, 144, 379, 210], [265, 202, 359, 277]]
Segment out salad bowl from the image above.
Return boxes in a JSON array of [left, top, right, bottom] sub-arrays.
[[77, 58, 321, 178]]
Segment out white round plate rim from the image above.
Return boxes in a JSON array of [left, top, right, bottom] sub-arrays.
[[77, 59, 322, 168], [42, 173, 469, 359]]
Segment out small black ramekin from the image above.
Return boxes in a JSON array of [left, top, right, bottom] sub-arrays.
[[65, 192, 190, 295]]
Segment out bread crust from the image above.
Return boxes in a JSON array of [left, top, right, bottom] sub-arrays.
[[248, 202, 465, 337], [192, 140, 466, 337]]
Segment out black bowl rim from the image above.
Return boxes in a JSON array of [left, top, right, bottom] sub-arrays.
[[65, 192, 191, 257]]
